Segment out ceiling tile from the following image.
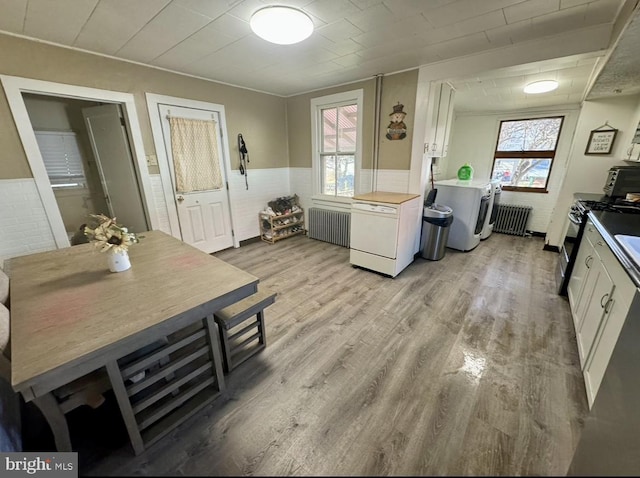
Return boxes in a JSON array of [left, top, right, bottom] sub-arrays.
[[422, 9, 507, 45], [503, 0, 560, 24], [345, 3, 394, 30], [317, 19, 364, 41], [151, 25, 236, 69], [0, 0, 27, 32], [116, 3, 214, 62], [74, 0, 171, 55], [351, 15, 429, 48], [304, 0, 362, 24], [174, 0, 236, 19], [584, 0, 622, 24], [24, 0, 98, 45], [425, 0, 523, 27]]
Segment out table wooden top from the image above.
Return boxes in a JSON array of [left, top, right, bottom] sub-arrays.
[[352, 191, 420, 204], [8, 231, 259, 393]]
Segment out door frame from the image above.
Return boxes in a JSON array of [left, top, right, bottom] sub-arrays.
[[0, 75, 158, 248], [145, 93, 239, 248]]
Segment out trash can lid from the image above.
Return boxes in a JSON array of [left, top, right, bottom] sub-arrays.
[[424, 203, 453, 218]]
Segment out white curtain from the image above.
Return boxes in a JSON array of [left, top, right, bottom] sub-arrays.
[[169, 117, 223, 193]]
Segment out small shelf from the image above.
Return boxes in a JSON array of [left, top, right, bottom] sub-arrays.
[[259, 209, 305, 244]]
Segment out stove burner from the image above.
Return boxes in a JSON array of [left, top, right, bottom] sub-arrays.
[[578, 199, 640, 214]]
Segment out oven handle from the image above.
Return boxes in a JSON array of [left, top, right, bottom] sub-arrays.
[[567, 212, 582, 225]]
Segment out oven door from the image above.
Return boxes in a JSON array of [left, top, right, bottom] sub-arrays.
[[557, 207, 584, 295]]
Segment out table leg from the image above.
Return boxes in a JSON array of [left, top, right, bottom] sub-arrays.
[[204, 315, 226, 393], [106, 360, 145, 456], [32, 393, 72, 452]]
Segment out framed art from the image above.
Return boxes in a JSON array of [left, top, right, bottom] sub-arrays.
[[585, 126, 618, 155]]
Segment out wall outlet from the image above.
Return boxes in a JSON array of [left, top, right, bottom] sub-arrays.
[[146, 154, 158, 166]]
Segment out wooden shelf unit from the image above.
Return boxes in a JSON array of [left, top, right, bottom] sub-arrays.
[[259, 209, 305, 244], [107, 317, 225, 455]]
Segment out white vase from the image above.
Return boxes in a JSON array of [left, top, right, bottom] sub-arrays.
[[107, 250, 131, 273]]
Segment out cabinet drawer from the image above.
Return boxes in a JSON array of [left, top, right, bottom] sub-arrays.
[[584, 220, 635, 307], [584, 221, 601, 249]]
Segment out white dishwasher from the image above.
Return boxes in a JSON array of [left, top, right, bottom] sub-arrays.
[[350, 192, 421, 277]]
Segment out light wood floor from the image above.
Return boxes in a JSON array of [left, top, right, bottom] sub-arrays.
[[82, 233, 588, 476]]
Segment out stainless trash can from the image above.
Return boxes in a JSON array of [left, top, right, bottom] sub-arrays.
[[421, 204, 454, 261]]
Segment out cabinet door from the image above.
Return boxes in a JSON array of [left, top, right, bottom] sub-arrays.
[[582, 289, 627, 408], [568, 237, 595, 323], [425, 82, 455, 158], [575, 259, 614, 368]]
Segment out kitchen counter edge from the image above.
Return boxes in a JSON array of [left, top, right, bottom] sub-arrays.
[[588, 211, 640, 288]]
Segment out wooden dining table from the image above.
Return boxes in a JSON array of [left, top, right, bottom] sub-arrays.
[[7, 230, 259, 454]]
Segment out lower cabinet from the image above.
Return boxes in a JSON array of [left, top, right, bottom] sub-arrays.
[[568, 218, 635, 408]]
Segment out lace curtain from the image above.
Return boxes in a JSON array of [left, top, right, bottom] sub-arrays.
[[168, 117, 223, 193]]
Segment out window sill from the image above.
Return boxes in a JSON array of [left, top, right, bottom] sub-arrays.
[[311, 195, 353, 212], [501, 186, 549, 194]]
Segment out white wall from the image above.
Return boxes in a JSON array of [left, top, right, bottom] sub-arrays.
[[545, 94, 640, 247], [442, 107, 580, 233], [0, 179, 57, 265]]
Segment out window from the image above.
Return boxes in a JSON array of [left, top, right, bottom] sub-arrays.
[[34, 131, 87, 188], [490, 116, 564, 192], [311, 90, 363, 198]]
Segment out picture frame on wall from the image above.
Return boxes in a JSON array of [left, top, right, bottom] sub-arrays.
[[585, 126, 618, 155]]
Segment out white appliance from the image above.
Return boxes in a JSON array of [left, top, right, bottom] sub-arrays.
[[480, 180, 502, 240], [433, 179, 492, 252], [350, 192, 421, 277]]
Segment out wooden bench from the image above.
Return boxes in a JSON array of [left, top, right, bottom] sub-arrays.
[[214, 288, 276, 372]]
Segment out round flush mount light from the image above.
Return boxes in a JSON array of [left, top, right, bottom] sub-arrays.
[[250, 6, 314, 45], [523, 80, 559, 94]]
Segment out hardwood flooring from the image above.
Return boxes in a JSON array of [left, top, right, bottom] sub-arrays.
[[80, 233, 588, 476]]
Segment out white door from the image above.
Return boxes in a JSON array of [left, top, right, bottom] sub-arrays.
[[82, 104, 148, 233], [158, 104, 233, 253]]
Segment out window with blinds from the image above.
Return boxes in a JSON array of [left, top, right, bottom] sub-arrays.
[[34, 131, 87, 188]]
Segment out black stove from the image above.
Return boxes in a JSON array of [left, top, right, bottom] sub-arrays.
[[575, 198, 640, 215], [558, 194, 640, 296]]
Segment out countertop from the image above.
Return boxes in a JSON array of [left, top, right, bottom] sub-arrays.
[[352, 191, 420, 204], [588, 210, 640, 288]]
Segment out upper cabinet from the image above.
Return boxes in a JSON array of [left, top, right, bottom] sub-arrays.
[[424, 82, 455, 158]]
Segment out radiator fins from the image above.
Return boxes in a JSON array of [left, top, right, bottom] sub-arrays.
[[308, 208, 351, 248], [494, 204, 532, 236]]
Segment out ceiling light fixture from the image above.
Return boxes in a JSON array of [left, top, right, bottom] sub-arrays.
[[523, 80, 559, 94], [250, 6, 314, 45]]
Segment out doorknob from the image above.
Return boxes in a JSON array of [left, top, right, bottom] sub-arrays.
[[177, 195, 184, 203]]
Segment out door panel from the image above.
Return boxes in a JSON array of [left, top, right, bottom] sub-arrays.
[[82, 104, 148, 233], [158, 104, 233, 253]]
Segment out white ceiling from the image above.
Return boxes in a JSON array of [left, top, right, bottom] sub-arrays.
[[0, 0, 634, 99], [450, 52, 603, 112]]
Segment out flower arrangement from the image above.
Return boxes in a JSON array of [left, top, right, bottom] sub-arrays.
[[84, 214, 141, 254]]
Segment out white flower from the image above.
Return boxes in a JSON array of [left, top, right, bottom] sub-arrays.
[[84, 214, 141, 253]]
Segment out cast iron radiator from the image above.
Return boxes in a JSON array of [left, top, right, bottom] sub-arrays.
[[308, 208, 351, 248], [494, 204, 532, 236]]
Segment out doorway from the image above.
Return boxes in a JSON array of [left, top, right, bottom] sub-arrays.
[[1, 75, 158, 248], [23, 94, 148, 242], [146, 93, 238, 253]]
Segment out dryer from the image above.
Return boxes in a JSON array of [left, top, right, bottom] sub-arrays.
[[433, 179, 492, 252], [480, 180, 502, 240]]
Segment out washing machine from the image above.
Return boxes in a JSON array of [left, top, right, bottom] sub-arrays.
[[433, 178, 492, 252], [480, 180, 502, 240]]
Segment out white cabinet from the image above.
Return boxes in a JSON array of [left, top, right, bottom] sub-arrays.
[[575, 257, 613, 365], [568, 218, 636, 408], [624, 143, 640, 162], [424, 82, 455, 158], [567, 237, 594, 316]]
